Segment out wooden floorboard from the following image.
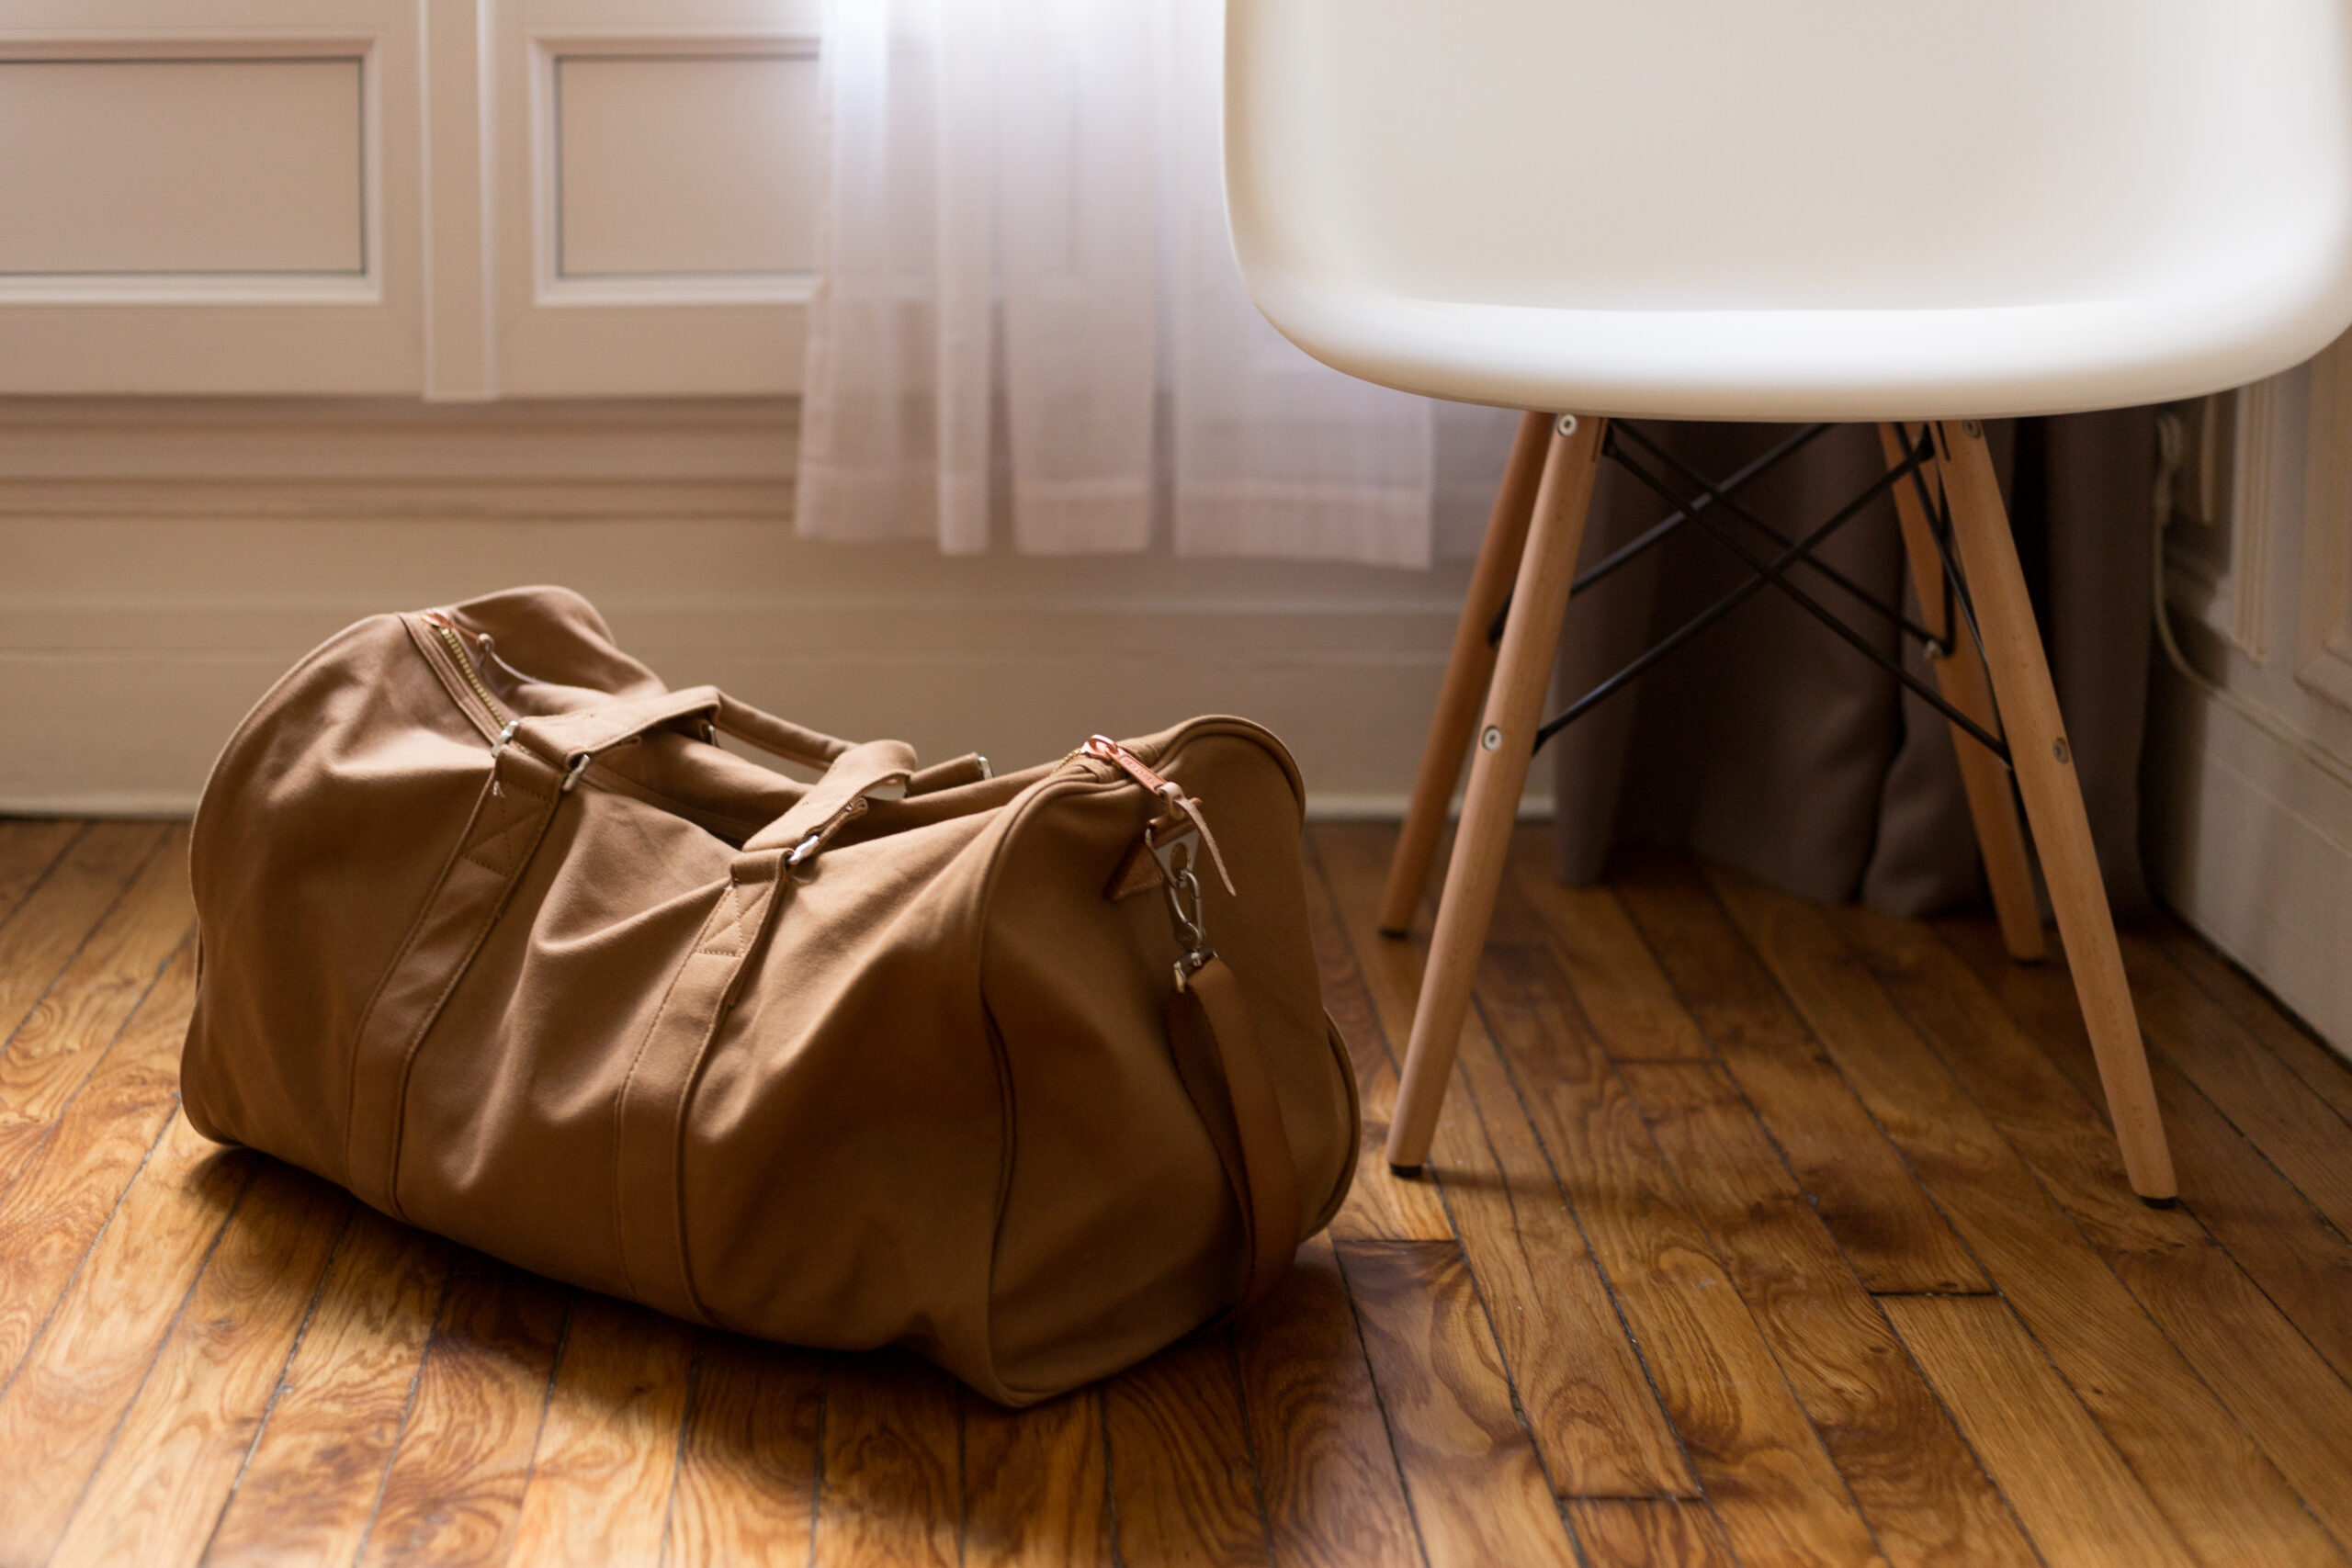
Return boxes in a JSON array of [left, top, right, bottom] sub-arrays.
[[356, 1261, 570, 1568], [661, 1335, 824, 1568], [1883, 1294, 2198, 1568], [1845, 902, 2352, 1556], [1939, 918, 2352, 1392], [1711, 864, 2349, 1568], [1232, 1235, 1422, 1568], [2155, 921, 2352, 1129], [1600, 849, 1988, 1295], [1336, 1238, 1576, 1568], [2, 818, 2349, 1568]]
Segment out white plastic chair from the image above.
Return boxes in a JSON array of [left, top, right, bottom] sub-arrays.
[[1225, 0, 2352, 1203]]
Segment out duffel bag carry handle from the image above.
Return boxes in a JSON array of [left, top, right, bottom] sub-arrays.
[[517, 684, 854, 777], [743, 739, 920, 863], [1167, 954, 1305, 1314]]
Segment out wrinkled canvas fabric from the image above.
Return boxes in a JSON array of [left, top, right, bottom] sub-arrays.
[[181, 585, 1356, 1404]]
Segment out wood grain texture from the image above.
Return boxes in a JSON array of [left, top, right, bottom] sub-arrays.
[[1498, 846, 1711, 1061], [1, 825, 2348, 1568], [0, 821, 168, 1053], [1876, 420, 2044, 964], [813, 1350, 962, 1568], [46, 1161, 349, 1568], [1389, 416, 1604, 1169], [2154, 921, 2352, 1128], [1844, 903, 2352, 1551], [2119, 935, 2352, 1238], [1940, 917, 2352, 1388], [203, 1211, 456, 1568], [1883, 1295, 2194, 1568], [1935, 418, 2172, 1198], [507, 1294, 696, 1567], [1439, 1012, 1694, 1499], [663, 1335, 824, 1568], [964, 1382, 1112, 1568], [1231, 1234, 1421, 1568], [1710, 865, 2346, 1568], [357, 1263, 570, 1568], [1103, 1332, 1269, 1568], [1619, 1059, 2033, 1568], [0, 824, 191, 1194], [1379, 407, 1551, 935], [0, 942, 194, 1383], [0, 818, 82, 931], [1336, 1239, 1575, 1568], [1470, 942, 1883, 1568], [1606, 849, 1985, 1293], [1307, 828, 1473, 1241], [1566, 1499, 1737, 1568], [0, 1109, 250, 1565]]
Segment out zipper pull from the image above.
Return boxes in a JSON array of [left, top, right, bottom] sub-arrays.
[[1081, 735, 1236, 896]]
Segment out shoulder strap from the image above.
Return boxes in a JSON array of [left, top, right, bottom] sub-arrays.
[[1166, 954, 1304, 1314]]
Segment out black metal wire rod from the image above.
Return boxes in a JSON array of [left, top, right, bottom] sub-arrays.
[[1532, 450, 1906, 750], [1484, 421, 1835, 649], [1896, 422, 1994, 672], [1601, 446, 2013, 758], [1611, 420, 1946, 652]]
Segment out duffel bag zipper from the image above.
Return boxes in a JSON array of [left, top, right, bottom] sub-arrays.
[[419, 611, 510, 727], [418, 611, 529, 795]]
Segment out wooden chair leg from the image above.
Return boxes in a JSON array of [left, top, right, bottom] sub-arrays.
[[1878, 423, 2046, 963], [1933, 420, 2177, 1202], [1386, 415, 1605, 1173], [1378, 410, 1555, 936]]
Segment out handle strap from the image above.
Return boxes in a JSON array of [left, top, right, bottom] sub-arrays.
[[1167, 953, 1303, 1314], [515, 685, 869, 777], [742, 738, 921, 858]]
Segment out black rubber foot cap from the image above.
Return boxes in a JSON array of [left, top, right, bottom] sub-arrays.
[[1387, 1162, 1424, 1179], [2141, 1195, 2179, 1210], [1376, 927, 1411, 941]]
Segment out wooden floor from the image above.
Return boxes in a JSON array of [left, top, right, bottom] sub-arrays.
[[1, 818, 2349, 1567]]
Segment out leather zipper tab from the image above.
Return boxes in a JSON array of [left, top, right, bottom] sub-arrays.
[[1082, 735, 1236, 896]]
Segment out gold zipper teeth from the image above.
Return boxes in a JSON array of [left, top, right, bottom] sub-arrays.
[[433, 621, 510, 726]]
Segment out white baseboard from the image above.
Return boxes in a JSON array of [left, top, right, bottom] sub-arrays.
[[2148, 667, 2352, 1063]]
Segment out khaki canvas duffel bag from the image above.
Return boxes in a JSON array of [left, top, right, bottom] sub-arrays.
[[181, 585, 1357, 1404]]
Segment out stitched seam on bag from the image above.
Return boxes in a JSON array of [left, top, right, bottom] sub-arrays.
[[464, 783, 552, 876], [344, 765, 512, 1197], [379, 790, 559, 1219], [669, 874, 782, 1328], [693, 881, 748, 958], [612, 874, 748, 1311]]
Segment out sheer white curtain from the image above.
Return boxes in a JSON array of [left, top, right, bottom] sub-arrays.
[[795, 0, 1444, 566]]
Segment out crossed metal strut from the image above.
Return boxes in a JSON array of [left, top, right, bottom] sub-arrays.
[[1496, 419, 2013, 763]]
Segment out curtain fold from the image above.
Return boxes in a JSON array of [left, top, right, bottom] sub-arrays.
[[1549, 414, 2159, 918], [797, 0, 1440, 566]]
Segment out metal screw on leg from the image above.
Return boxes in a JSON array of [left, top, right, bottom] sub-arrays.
[[2053, 736, 2070, 763], [1480, 726, 1504, 751], [1555, 413, 1579, 438]]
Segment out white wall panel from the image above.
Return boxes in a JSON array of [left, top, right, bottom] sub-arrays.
[[0, 57, 365, 275], [555, 51, 817, 278], [2150, 340, 2352, 1060], [0, 0, 424, 392]]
